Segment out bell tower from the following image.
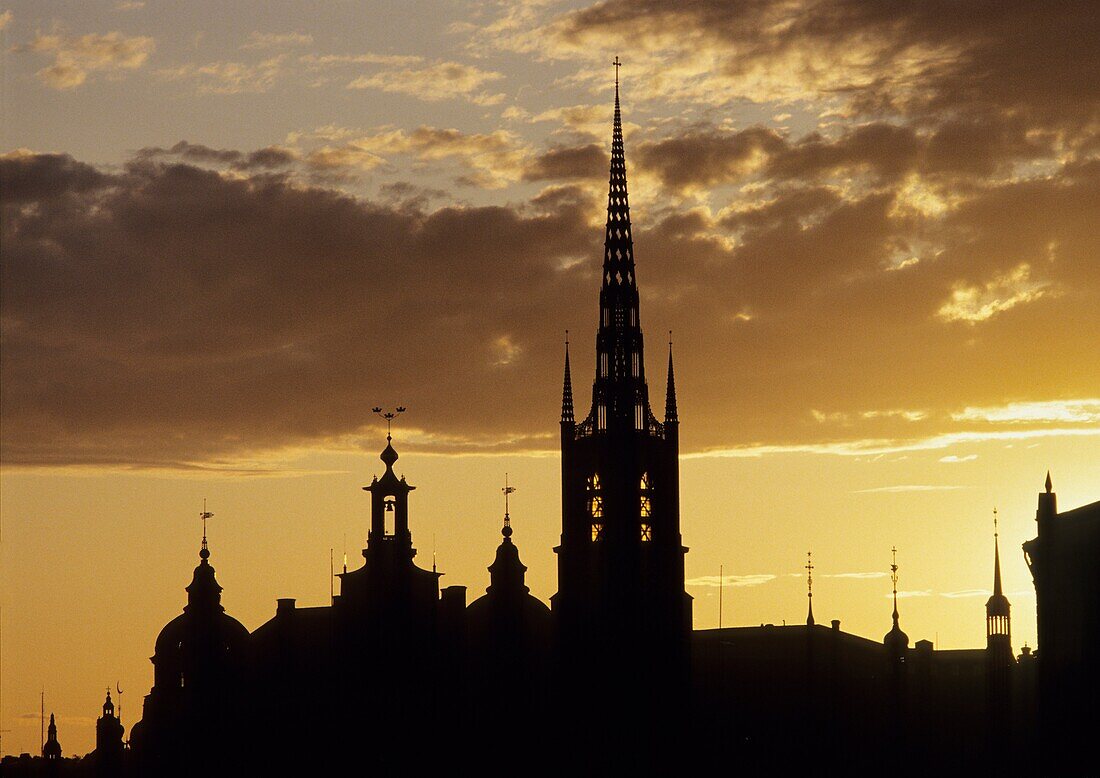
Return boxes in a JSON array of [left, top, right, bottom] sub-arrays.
[[553, 61, 691, 751]]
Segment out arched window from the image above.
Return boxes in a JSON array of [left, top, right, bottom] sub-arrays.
[[640, 473, 653, 541], [587, 474, 603, 541]]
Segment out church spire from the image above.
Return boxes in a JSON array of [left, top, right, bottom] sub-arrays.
[[987, 508, 1011, 651], [665, 335, 678, 424], [561, 333, 574, 424], [992, 508, 1004, 598], [603, 55, 635, 292]]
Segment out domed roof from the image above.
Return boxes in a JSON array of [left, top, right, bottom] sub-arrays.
[[883, 623, 909, 652], [154, 608, 250, 658], [154, 542, 249, 660]]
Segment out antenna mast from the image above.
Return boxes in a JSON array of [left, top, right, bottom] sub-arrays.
[[719, 564, 724, 629]]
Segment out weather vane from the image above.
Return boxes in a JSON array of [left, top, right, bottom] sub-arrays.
[[502, 473, 516, 529], [372, 406, 407, 439], [199, 499, 214, 552]]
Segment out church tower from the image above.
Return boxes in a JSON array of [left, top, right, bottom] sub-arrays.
[[985, 509, 1014, 751], [553, 61, 691, 751]]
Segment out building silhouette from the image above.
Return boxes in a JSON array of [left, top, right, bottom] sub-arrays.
[[6, 79, 1098, 777], [1023, 473, 1100, 763]]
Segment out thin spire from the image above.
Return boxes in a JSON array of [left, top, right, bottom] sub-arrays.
[[890, 546, 900, 627], [806, 550, 815, 626], [1045, 470, 1053, 493], [199, 499, 213, 561], [665, 333, 678, 423], [502, 473, 516, 537], [992, 507, 1003, 597], [561, 333, 574, 423]]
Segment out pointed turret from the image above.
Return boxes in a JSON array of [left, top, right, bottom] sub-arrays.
[[43, 713, 61, 759], [561, 336, 574, 424], [987, 508, 1012, 651], [185, 526, 224, 614], [665, 337, 678, 425]]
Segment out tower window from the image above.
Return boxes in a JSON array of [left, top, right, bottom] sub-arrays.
[[635, 403, 644, 430], [632, 353, 639, 377], [600, 353, 608, 377], [640, 472, 653, 537], [587, 474, 603, 541], [598, 404, 606, 430]]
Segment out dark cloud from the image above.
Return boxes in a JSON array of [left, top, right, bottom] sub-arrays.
[[0, 152, 110, 203], [522, 143, 606, 181], [635, 127, 784, 191], [557, 0, 1100, 142], [2, 150, 1097, 469], [136, 140, 297, 170]]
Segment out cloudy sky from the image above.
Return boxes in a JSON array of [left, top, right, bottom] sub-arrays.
[[2, 0, 1099, 755]]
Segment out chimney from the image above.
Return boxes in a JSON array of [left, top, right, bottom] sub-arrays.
[[831, 619, 841, 632], [277, 598, 296, 616]]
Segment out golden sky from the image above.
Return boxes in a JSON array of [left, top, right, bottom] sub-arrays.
[[2, 0, 1099, 756]]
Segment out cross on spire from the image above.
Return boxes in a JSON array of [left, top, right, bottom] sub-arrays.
[[613, 56, 622, 87]]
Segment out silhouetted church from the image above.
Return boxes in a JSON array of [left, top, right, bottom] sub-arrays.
[[8, 77, 1097, 777]]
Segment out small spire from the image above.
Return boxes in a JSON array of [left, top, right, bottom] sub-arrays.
[[561, 334, 575, 424], [805, 550, 815, 626], [1045, 470, 1053, 493], [993, 507, 1003, 597], [665, 333, 678, 423]]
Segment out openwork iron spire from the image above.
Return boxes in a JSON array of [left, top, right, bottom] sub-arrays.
[[561, 334, 574, 423], [583, 57, 657, 436], [603, 56, 635, 292], [665, 335, 678, 424]]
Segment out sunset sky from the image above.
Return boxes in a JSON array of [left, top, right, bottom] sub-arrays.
[[2, 0, 1099, 756]]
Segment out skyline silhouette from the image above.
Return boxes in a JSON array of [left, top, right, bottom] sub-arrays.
[[3, 0, 1100, 762]]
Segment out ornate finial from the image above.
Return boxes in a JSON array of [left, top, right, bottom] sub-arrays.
[[890, 546, 900, 624], [1045, 470, 1052, 493], [502, 474, 516, 538], [373, 406, 407, 442], [199, 499, 214, 560], [613, 56, 622, 87], [806, 550, 815, 626]]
